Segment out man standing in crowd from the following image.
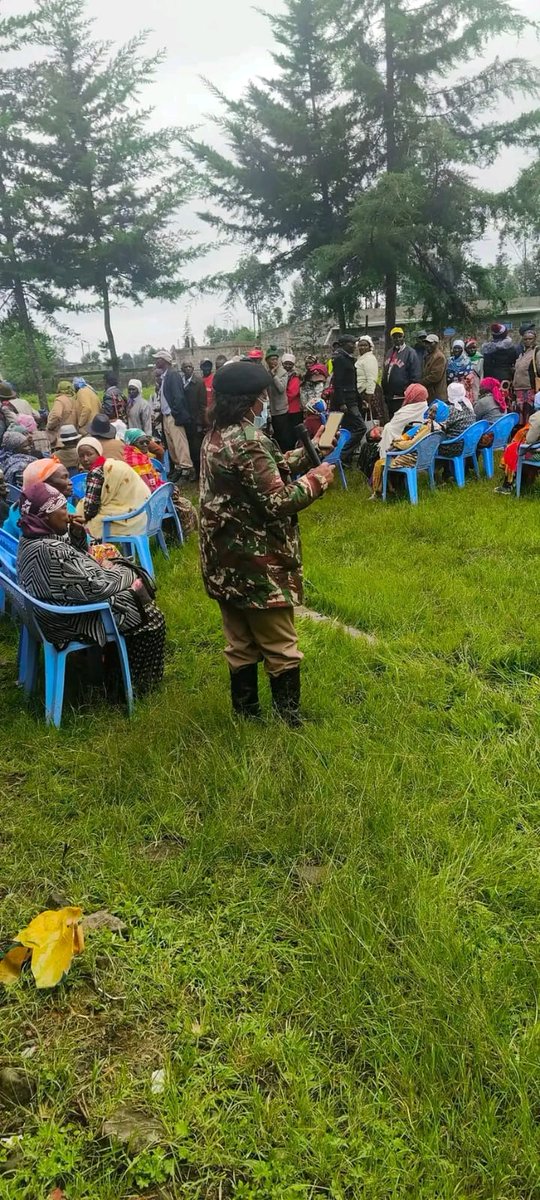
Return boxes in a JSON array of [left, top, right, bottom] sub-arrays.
[[481, 323, 519, 383], [73, 377, 100, 436], [200, 359, 214, 406], [181, 360, 208, 479], [153, 349, 194, 481], [413, 330, 429, 370], [421, 334, 448, 403], [331, 335, 366, 460], [381, 326, 421, 417], [215, 354, 228, 371], [266, 346, 290, 451]]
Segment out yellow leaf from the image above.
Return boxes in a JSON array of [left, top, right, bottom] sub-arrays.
[[0, 946, 31, 986], [15, 908, 84, 990]]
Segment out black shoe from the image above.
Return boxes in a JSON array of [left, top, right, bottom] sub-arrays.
[[230, 664, 261, 718], [270, 667, 301, 727]]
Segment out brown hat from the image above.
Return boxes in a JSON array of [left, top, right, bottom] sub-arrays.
[[0, 382, 17, 401]]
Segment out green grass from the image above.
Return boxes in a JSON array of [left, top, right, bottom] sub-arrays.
[[1, 473, 540, 1199]]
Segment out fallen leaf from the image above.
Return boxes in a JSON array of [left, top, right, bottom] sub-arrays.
[[151, 1068, 166, 1095], [16, 908, 84, 989], [0, 945, 31, 986], [102, 1104, 164, 1152], [82, 910, 127, 933]]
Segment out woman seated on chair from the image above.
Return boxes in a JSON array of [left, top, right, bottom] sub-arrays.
[[436, 382, 475, 458], [16, 481, 165, 694], [369, 398, 449, 498], [76, 437, 151, 540], [495, 392, 540, 495], [473, 377, 507, 423], [0, 428, 38, 487], [123, 429, 198, 535], [3, 457, 82, 544]]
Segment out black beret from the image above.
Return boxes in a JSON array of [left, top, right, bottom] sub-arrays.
[[213, 362, 273, 396]]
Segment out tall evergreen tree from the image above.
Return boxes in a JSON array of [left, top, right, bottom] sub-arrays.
[[339, 0, 540, 336], [186, 0, 372, 329], [32, 0, 195, 372], [0, 8, 63, 407]]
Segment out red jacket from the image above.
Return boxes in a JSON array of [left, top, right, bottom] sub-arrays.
[[286, 372, 302, 414]]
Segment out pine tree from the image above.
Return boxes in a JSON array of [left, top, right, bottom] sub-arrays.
[[339, 0, 540, 336], [186, 0, 371, 329], [32, 0, 195, 372]]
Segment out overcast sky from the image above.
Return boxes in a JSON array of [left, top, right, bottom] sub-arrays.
[[5, 0, 540, 357]]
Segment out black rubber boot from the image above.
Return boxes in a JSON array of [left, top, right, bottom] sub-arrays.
[[270, 667, 301, 727], [230, 664, 261, 718]]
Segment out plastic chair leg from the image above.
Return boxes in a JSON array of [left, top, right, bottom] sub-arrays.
[[169, 506, 184, 545], [482, 447, 494, 479], [43, 643, 59, 724], [134, 537, 154, 577], [453, 457, 465, 487], [115, 634, 134, 716], [382, 465, 388, 500], [338, 463, 347, 490], [471, 452, 480, 480], [156, 530, 169, 558], [406, 469, 418, 504], [0, 587, 4, 616], [21, 630, 39, 693], [51, 650, 67, 728], [428, 463, 436, 489], [516, 463, 522, 497]]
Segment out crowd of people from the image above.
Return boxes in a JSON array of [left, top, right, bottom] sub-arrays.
[[1, 319, 539, 724]]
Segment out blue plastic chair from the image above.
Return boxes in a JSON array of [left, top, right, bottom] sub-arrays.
[[435, 420, 490, 487], [0, 568, 133, 727], [150, 457, 168, 482], [481, 412, 519, 478], [382, 432, 442, 504], [516, 441, 540, 498], [70, 472, 87, 501], [101, 483, 175, 577], [0, 532, 17, 614], [7, 484, 21, 505]]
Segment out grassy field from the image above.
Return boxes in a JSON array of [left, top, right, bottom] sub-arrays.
[[1, 471, 540, 1199]]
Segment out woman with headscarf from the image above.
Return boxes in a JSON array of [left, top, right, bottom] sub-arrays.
[[75, 436, 151, 540], [3, 456, 72, 540], [12, 411, 50, 457], [376, 383, 432, 462], [436, 381, 475, 458], [474, 377, 507, 423], [356, 335, 379, 417], [46, 381, 78, 446], [300, 363, 328, 436], [369, 396, 448, 497], [0, 428, 38, 487], [495, 392, 540, 494], [447, 340, 471, 383], [16, 481, 165, 695], [122, 429, 198, 535]]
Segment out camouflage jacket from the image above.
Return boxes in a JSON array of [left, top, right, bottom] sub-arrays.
[[199, 420, 330, 609]]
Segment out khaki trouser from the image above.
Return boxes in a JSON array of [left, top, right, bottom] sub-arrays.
[[219, 603, 303, 676], [163, 413, 193, 472]]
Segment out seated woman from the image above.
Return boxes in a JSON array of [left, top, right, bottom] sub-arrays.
[[376, 383, 432, 464], [495, 392, 540, 495], [300, 364, 328, 437], [17, 481, 165, 695], [4, 457, 74, 540], [370, 400, 449, 497], [0, 428, 38, 487], [437, 382, 475, 458], [14, 411, 51, 457], [473, 377, 507, 423], [123, 429, 198, 534], [76, 437, 151, 540]]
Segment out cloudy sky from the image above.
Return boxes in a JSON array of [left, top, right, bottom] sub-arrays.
[[5, 0, 540, 357]]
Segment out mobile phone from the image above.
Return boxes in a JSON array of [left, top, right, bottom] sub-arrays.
[[318, 411, 343, 449]]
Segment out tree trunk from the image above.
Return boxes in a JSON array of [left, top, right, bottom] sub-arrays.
[[335, 293, 347, 334], [383, 0, 398, 349], [101, 277, 119, 373], [12, 277, 48, 411]]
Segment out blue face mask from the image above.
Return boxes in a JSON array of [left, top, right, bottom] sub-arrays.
[[253, 403, 269, 430]]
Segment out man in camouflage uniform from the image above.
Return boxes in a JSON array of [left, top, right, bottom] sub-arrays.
[[200, 360, 335, 723]]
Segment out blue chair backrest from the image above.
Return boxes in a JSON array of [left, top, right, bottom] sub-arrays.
[[324, 429, 351, 465], [461, 420, 490, 454], [489, 412, 519, 449], [150, 457, 167, 481], [0, 567, 114, 645], [70, 472, 87, 500], [412, 432, 443, 470], [0, 545, 16, 579], [0, 528, 18, 557], [144, 483, 175, 536]]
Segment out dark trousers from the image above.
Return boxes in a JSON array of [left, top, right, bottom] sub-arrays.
[[187, 427, 204, 479], [341, 405, 367, 464]]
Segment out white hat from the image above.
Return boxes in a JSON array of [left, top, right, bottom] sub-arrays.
[[358, 334, 373, 347], [282, 351, 295, 364], [425, 334, 439, 345], [153, 349, 173, 365], [128, 378, 142, 392]]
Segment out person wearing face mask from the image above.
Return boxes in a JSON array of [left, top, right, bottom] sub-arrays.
[[199, 361, 335, 725], [381, 326, 421, 418]]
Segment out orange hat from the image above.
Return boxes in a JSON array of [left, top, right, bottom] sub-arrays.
[[22, 456, 61, 489]]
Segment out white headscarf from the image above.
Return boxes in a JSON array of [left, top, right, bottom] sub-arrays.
[[358, 335, 374, 349], [447, 381, 474, 413]]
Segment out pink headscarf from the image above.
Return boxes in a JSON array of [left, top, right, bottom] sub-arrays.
[[403, 383, 429, 406], [480, 377, 507, 412], [13, 413, 37, 434]]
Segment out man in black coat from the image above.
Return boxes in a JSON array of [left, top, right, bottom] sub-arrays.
[[330, 335, 367, 462], [181, 360, 208, 480], [153, 349, 194, 480], [381, 326, 421, 417]]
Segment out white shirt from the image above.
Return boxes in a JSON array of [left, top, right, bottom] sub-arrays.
[[160, 369, 171, 417]]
